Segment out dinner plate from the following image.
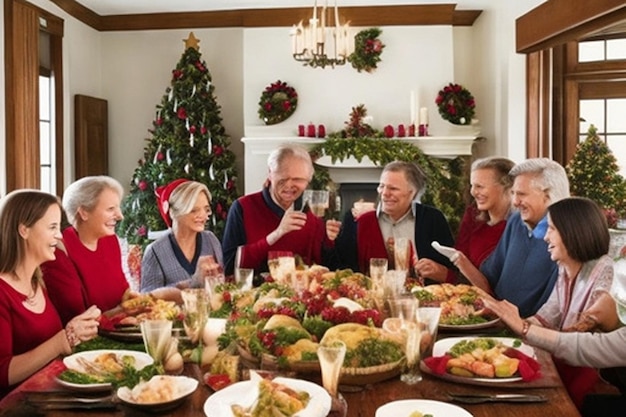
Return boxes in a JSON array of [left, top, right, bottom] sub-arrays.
[[117, 375, 198, 412], [438, 317, 501, 331], [56, 349, 153, 391], [376, 399, 473, 417], [203, 377, 331, 417], [432, 336, 535, 383]]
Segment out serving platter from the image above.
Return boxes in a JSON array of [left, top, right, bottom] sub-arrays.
[[203, 377, 331, 417], [438, 317, 501, 331]]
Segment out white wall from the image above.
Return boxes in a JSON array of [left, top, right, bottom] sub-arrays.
[[0, 0, 546, 195]]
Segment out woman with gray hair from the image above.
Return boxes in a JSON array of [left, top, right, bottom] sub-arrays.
[[336, 160, 455, 282], [41, 176, 131, 324]]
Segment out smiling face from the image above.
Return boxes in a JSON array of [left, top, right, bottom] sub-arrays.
[[175, 191, 211, 233], [22, 204, 63, 264], [268, 155, 311, 209], [79, 187, 123, 238], [470, 168, 510, 213], [511, 173, 550, 228], [377, 170, 416, 221], [544, 214, 569, 263]]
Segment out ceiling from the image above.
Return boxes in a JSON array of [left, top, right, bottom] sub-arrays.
[[72, 0, 487, 16]]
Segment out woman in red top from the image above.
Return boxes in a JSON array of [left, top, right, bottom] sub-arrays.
[[0, 190, 100, 397], [41, 176, 131, 324], [432, 157, 514, 282]]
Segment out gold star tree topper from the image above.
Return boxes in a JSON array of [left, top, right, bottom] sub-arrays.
[[184, 32, 200, 50]]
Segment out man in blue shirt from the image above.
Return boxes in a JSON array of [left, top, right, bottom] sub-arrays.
[[455, 158, 570, 317]]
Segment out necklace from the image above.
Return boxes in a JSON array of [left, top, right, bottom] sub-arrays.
[[12, 271, 38, 306]]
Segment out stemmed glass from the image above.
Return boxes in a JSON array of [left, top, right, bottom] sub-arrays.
[[317, 340, 348, 417], [181, 288, 210, 363], [140, 319, 173, 368], [384, 295, 422, 384]]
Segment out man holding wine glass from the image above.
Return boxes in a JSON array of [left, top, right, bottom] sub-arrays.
[[222, 144, 341, 279]]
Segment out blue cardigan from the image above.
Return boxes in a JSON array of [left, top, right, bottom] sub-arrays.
[[480, 212, 558, 318]]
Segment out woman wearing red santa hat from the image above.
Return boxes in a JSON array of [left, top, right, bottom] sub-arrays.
[[140, 179, 223, 294]]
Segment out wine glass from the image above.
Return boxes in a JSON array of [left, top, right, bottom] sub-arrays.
[[140, 319, 173, 367], [317, 340, 348, 416], [181, 288, 210, 362]]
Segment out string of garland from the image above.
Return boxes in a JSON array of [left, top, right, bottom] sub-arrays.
[[348, 28, 385, 73]]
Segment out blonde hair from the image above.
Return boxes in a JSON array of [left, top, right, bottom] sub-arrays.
[[169, 181, 212, 221]]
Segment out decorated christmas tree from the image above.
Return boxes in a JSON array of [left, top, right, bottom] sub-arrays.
[[118, 33, 239, 250], [566, 124, 626, 227]]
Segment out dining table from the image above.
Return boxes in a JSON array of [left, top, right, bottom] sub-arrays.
[[0, 331, 582, 417]]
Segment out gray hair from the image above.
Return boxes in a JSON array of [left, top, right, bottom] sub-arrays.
[[382, 160, 427, 201], [509, 158, 570, 204], [62, 176, 124, 226], [267, 144, 314, 179], [169, 181, 212, 221]]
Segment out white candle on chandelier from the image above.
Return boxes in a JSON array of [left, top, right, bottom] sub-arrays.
[[320, 1, 326, 44], [291, 24, 297, 54], [311, 0, 318, 46]]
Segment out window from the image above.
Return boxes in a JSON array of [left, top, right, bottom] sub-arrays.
[[39, 71, 55, 193]]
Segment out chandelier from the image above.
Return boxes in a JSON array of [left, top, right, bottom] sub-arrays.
[[290, 0, 352, 68]]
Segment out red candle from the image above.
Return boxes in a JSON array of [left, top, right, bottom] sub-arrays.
[[307, 124, 316, 138], [397, 124, 406, 138], [317, 124, 326, 138], [298, 124, 305, 136]]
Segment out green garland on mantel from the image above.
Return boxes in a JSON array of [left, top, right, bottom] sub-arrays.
[[308, 138, 466, 235]]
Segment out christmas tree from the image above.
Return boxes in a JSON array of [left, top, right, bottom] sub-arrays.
[[118, 33, 239, 250], [566, 124, 626, 227]]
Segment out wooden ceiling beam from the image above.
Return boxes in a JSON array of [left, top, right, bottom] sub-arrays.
[[47, 1, 481, 31]]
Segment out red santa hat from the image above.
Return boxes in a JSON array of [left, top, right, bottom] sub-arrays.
[[155, 179, 189, 228]]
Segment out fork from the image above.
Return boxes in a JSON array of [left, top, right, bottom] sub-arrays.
[[447, 392, 548, 403]]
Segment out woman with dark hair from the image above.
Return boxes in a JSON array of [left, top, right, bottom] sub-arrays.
[[0, 190, 100, 397], [486, 197, 618, 409]]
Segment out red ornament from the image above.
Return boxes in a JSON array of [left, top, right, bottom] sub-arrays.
[[283, 101, 292, 111], [177, 107, 187, 119], [298, 125, 305, 137], [201, 126, 207, 135], [317, 124, 326, 138], [172, 69, 183, 80], [155, 118, 163, 126], [156, 152, 165, 161], [213, 145, 224, 156], [397, 124, 406, 138], [137, 226, 147, 237], [383, 125, 394, 138], [138, 180, 148, 191], [189, 125, 197, 134], [307, 124, 316, 138]]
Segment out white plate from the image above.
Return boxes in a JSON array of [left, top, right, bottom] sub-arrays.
[[57, 349, 153, 391], [438, 317, 500, 331], [117, 375, 198, 412], [204, 377, 331, 417], [432, 337, 535, 383], [376, 399, 473, 417]]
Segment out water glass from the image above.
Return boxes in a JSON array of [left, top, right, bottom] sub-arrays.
[[401, 319, 423, 384], [308, 190, 330, 217], [383, 270, 407, 299], [234, 267, 254, 291], [140, 319, 173, 366], [417, 307, 442, 358], [181, 288, 210, 345], [394, 237, 410, 273], [317, 340, 346, 398], [388, 294, 419, 321]]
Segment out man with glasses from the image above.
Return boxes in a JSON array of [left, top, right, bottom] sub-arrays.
[[222, 144, 341, 280]]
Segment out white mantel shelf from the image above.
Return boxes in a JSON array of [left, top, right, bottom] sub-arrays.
[[241, 136, 483, 194]]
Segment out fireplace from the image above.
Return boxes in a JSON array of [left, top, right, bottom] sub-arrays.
[[335, 182, 378, 219]]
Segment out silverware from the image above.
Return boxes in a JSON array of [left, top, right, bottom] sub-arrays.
[[447, 392, 548, 404]]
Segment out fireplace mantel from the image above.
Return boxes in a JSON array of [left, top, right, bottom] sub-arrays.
[[241, 136, 482, 194]]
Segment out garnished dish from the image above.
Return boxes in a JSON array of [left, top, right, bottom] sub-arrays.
[[57, 350, 156, 391], [98, 294, 181, 342], [423, 337, 540, 384], [204, 376, 331, 417], [116, 375, 198, 412], [412, 284, 499, 330], [375, 399, 473, 417]]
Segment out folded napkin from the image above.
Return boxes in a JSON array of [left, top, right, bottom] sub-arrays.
[[423, 348, 541, 382]]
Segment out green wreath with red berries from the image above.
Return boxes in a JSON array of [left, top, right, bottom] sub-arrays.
[[435, 83, 476, 125], [348, 28, 385, 73], [258, 80, 298, 125]]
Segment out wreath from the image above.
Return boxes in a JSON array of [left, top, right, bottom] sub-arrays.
[[435, 83, 476, 125], [348, 28, 385, 73], [258, 80, 298, 125]]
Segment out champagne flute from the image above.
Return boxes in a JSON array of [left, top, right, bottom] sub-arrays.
[[140, 319, 173, 367], [318, 340, 348, 416], [181, 288, 210, 363]]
